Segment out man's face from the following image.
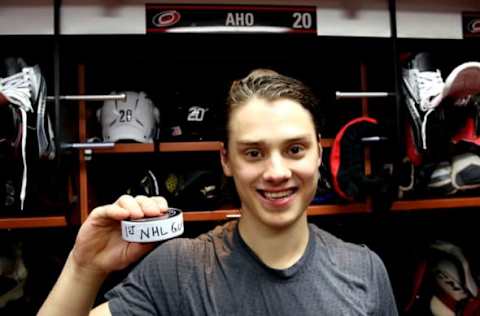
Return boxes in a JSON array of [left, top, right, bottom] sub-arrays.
[[221, 97, 321, 231]]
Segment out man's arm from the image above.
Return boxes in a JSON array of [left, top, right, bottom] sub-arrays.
[[38, 252, 110, 316], [37, 195, 168, 316], [90, 302, 111, 316], [369, 251, 399, 316]]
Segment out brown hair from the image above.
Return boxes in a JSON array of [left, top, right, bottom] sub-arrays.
[[224, 69, 321, 147]]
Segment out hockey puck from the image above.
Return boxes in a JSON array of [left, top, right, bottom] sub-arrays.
[[121, 208, 184, 243]]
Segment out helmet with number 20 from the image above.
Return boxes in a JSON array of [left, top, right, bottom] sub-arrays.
[[97, 91, 160, 143]]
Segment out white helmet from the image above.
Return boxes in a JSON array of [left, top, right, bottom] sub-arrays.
[[97, 91, 160, 143]]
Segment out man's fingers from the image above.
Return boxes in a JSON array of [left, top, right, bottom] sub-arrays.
[[134, 195, 165, 217], [90, 204, 130, 222], [115, 195, 144, 219], [90, 195, 170, 222], [150, 196, 169, 210]]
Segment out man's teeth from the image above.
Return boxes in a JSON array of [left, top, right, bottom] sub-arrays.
[[263, 190, 294, 199]]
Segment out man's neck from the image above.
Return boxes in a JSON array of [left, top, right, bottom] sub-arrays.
[[238, 214, 310, 270]]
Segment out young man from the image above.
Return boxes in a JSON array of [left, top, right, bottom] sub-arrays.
[[38, 70, 398, 315]]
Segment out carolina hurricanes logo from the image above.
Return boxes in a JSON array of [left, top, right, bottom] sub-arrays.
[[152, 10, 181, 27], [468, 19, 480, 33]]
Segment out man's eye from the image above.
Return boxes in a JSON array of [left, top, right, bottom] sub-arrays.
[[289, 144, 305, 155], [245, 149, 262, 159]]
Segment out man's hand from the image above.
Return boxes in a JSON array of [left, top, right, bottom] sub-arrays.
[[71, 195, 168, 276]]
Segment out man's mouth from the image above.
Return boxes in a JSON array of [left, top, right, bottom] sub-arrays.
[[257, 189, 297, 200]]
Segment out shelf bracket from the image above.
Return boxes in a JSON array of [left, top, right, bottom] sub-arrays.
[[336, 91, 395, 99], [61, 142, 115, 149], [46, 93, 126, 102]]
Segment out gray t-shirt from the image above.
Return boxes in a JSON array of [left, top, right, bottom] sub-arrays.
[[106, 221, 398, 315]]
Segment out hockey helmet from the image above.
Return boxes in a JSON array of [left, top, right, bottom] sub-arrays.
[[97, 91, 160, 143]]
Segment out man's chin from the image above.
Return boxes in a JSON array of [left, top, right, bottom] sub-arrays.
[[261, 209, 307, 230]]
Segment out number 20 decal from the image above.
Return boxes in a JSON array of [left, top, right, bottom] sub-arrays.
[[292, 12, 312, 29], [119, 109, 133, 122]]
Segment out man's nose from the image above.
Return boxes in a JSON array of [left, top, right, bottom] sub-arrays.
[[263, 154, 292, 182]]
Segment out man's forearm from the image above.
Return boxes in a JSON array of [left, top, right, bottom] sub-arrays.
[[37, 252, 108, 316]]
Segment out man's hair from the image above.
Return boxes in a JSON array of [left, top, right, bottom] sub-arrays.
[[224, 69, 321, 146]]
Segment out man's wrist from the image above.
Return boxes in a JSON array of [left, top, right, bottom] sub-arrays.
[[66, 251, 109, 286]]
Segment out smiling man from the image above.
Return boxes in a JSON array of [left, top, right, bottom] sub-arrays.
[[38, 69, 398, 316], [221, 96, 321, 270]]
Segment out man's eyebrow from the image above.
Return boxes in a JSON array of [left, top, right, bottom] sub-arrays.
[[285, 136, 312, 143], [235, 136, 313, 146], [235, 140, 264, 147]]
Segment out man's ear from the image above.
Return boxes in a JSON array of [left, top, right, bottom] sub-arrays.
[[220, 144, 233, 177], [317, 138, 323, 168]]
